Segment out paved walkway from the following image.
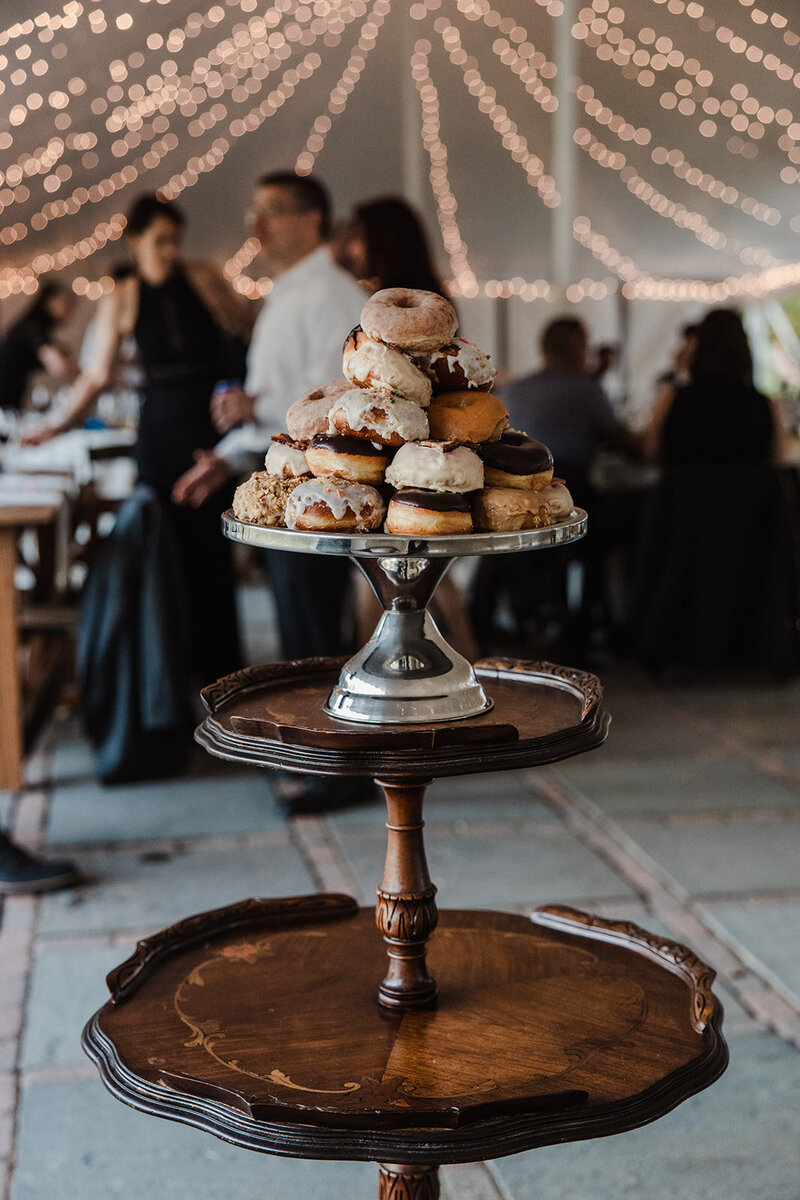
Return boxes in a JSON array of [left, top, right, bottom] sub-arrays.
[[1, 664, 799, 1200]]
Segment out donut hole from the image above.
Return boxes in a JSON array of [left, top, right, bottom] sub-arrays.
[[394, 297, 416, 309]]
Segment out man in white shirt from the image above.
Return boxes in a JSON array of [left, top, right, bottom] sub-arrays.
[[173, 173, 371, 815]]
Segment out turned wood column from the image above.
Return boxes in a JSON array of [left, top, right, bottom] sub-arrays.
[[375, 778, 438, 1009], [378, 1163, 440, 1199]]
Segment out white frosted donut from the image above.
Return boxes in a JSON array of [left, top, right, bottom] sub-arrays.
[[286, 378, 352, 440], [385, 440, 483, 494], [264, 440, 311, 478], [328, 387, 429, 446], [285, 478, 386, 532], [342, 328, 432, 407], [361, 288, 458, 353]]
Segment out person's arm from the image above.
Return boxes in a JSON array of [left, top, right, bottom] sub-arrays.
[[37, 342, 78, 382], [21, 289, 126, 444]]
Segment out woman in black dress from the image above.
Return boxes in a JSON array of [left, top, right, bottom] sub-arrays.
[[26, 194, 253, 683], [634, 308, 797, 674]]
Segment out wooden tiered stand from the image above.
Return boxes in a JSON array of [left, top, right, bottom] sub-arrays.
[[83, 516, 727, 1200]]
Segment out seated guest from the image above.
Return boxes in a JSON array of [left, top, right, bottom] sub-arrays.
[[0, 280, 77, 413], [632, 308, 798, 675]]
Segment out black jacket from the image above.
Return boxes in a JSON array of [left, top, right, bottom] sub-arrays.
[[78, 485, 190, 783]]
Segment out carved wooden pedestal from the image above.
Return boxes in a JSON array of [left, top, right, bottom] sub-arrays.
[[83, 659, 727, 1200]]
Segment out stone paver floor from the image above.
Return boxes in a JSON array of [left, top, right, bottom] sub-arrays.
[[1, 664, 799, 1200]]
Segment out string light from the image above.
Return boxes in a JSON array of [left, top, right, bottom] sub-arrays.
[[295, 0, 392, 175], [574, 79, 783, 228], [572, 2, 800, 168], [435, 19, 560, 206], [411, 38, 478, 297]]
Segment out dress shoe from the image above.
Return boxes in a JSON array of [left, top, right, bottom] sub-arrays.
[[0, 834, 81, 895]]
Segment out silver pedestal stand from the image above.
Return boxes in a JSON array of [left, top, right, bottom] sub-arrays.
[[222, 510, 587, 724]]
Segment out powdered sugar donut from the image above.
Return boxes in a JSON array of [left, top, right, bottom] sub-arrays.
[[361, 288, 457, 353], [328, 387, 429, 447], [264, 436, 311, 478], [286, 378, 352, 440], [342, 327, 432, 407], [385, 440, 483, 493], [285, 478, 385, 532]]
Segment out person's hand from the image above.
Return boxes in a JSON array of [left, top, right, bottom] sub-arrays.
[[20, 424, 59, 447], [211, 387, 255, 433], [171, 451, 230, 508]]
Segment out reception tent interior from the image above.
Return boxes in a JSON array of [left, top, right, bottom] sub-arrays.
[[1, 0, 799, 412]]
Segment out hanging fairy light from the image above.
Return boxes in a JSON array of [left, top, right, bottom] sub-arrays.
[[295, 0, 392, 175]]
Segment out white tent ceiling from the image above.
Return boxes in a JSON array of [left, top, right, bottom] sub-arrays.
[[1, 0, 799, 384]]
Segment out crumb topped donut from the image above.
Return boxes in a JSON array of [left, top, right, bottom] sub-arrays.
[[233, 470, 303, 527], [286, 378, 352, 440], [264, 435, 311, 479], [385, 440, 483, 494], [328, 387, 429, 446], [386, 488, 473, 536], [418, 339, 495, 392], [428, 390, 508, 444], [479, 430, 554, 490], [361, 288, 458, 353], [342, 326, 432, 407], [285, 478, 385, 532], [306, 434, 392, 485]]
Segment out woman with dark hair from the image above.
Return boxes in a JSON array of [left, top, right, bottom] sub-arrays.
[[26, 192, 253, 688], [633, 307, 797, 674], [338, 195, 448, 298], [0, 279, 76, 412]]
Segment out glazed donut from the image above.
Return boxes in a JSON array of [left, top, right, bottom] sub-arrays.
[[285, 478, 385, 533], [361, 288, 458, 353], [479, 430, 554, 490], [264, 435, 311, 479], [385, 488, 473, 536], [305, 433, 392, 485], [417, 339, 495, 393], [233, 470, 303, 527], [385, 440, 483, 494], [427, 390, 508, 444], [342, 326, 432, 408], [328, 387, 429, 446], [286, 378, 352, 440], [472, 481, 573, 532]]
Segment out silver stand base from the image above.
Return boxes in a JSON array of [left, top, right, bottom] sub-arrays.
[[325, 608, 493, 725]]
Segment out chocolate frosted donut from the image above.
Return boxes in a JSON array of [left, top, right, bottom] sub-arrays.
[[479, 430, 554, 490], [417, 339, 495, 393], [286, 379, 352, 440], [386, 488, 473, 536], [342, 326, 432, 408], [361, 288, 458, 353], [306, 433, 392, 486]]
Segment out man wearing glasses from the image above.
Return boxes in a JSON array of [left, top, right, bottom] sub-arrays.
[[173, 172, 369, 816]]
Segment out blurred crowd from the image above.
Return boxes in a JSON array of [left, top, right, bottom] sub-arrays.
[[1, 172, 798, 883]]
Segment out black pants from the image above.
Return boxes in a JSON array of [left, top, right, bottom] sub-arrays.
[[264, 549, 352, 660]]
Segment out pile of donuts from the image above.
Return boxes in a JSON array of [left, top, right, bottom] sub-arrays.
[[233, 287, 573, 536]]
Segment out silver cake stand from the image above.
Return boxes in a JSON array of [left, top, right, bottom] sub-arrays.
[[222, 509, 587, 724]]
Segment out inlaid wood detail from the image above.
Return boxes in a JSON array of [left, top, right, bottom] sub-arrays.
[[106, 894, 357, 1003], [534, 905, 717, 1031], [378, 1163, 440, 1200]]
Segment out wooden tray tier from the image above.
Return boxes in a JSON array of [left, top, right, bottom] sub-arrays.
[[82, 897, 727, 1165], [197, 657, 609, 779]]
